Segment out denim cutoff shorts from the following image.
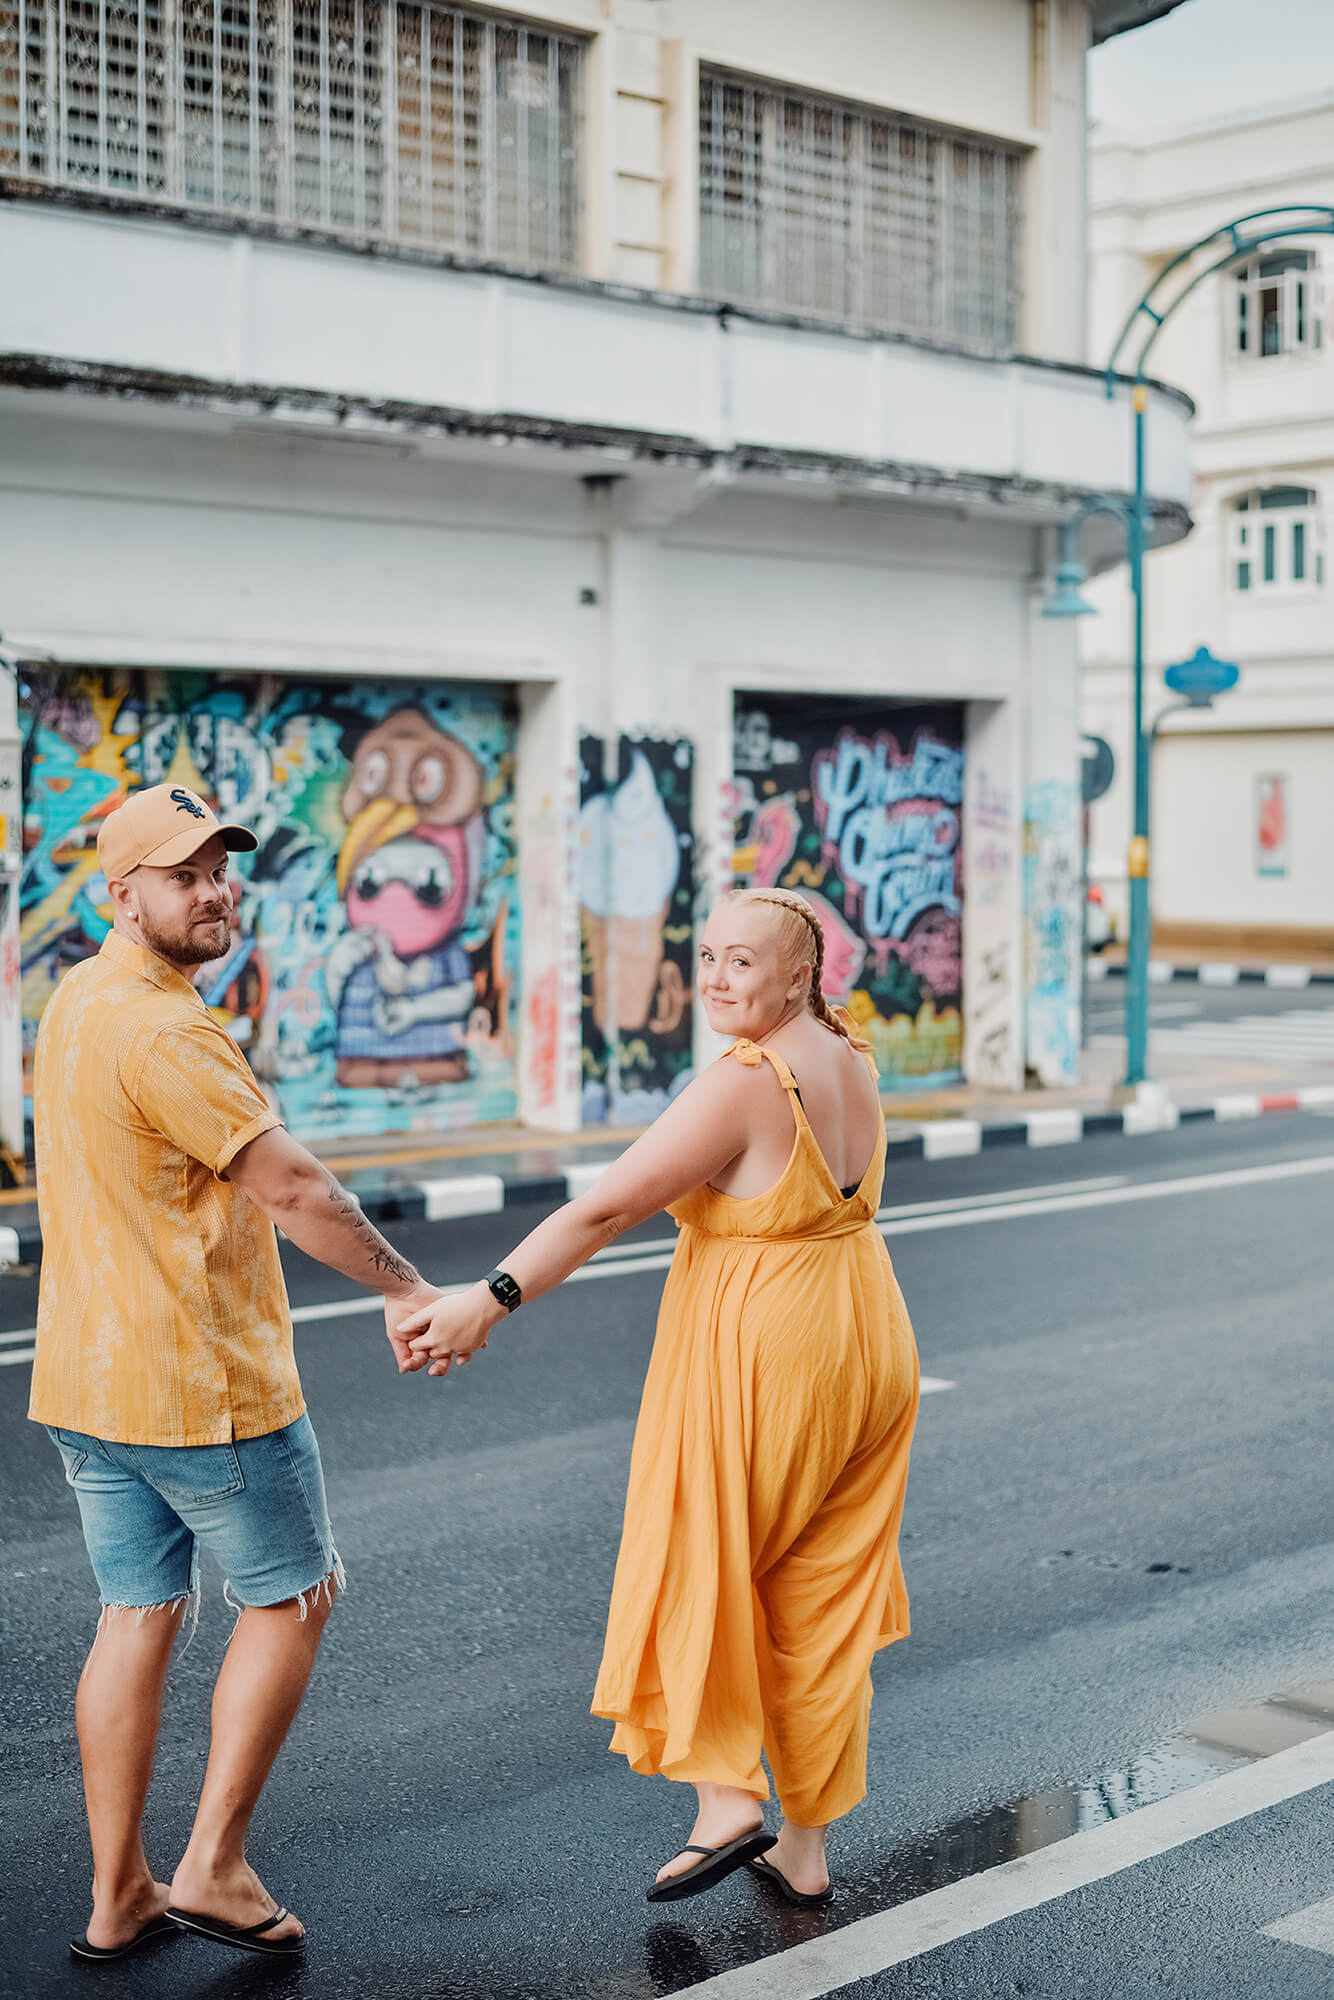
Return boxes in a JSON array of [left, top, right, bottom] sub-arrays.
[[45, 1412, 342, 1615]]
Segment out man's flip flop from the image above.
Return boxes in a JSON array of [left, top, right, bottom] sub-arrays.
[[165, 1905, 307, 1956], [748, 1851, 836, 1908], [646, 1827, 777, 1903], [69, 1915, 177, 1962]]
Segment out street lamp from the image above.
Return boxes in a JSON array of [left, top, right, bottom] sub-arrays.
[[1041, 481, 1149, 1080], [1099, 206, 1334, 1093]]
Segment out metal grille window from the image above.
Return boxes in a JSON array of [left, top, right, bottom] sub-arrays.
[[1229, 487, 1323, 593], [698, 69, 1023, 350], [0, 2, 583, 269]]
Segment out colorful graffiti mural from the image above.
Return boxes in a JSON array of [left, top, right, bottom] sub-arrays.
[[1022, 778, 1080, 1085], [20, 670, 520, 1140], [732, 695, 965, 1090], [578, 733, 694, 1125]]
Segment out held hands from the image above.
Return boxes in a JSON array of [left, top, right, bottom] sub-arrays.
[[384, 1281, 447, 1375], [400, 1281, 504, 1379]]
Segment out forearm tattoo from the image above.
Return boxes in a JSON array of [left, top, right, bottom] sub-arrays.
[[321, 1170, 420, 1288]]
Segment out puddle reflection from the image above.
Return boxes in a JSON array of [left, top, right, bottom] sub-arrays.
[[640, 1677, 1334, 1994]]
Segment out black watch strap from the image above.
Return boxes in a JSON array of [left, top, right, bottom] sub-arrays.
[[485, 1268, 523, 1313]]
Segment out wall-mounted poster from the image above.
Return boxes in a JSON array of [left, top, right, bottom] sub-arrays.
[[1256, 773, 1288, 878], [732, 694, 965, 1090]]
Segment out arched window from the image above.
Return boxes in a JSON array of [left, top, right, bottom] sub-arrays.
[[1234, 251, 1320, 359], [1229, 487, 1323, 592]]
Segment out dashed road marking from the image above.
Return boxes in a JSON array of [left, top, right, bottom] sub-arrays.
[[1263, 1892, 1334, 1957]]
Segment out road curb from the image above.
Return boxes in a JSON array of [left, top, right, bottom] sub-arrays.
[[6, 1085, 1334, 1267], [1088, 959, 1334, 989]]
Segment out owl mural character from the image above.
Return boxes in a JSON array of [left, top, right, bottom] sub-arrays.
[[325, 708, 485, 1089]]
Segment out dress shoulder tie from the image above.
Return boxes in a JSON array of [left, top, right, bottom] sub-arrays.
[[727, 1039, 800, 1092]]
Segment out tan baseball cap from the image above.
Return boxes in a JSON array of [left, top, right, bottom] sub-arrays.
[[97, 783, 259, 882]]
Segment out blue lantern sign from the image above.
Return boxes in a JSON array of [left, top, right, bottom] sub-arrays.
[[1163, 645, 1241, 702]]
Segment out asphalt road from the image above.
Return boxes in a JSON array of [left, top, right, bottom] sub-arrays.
[[1084, 979, 1334, 1067], [4, 1112, 1334, 1997]]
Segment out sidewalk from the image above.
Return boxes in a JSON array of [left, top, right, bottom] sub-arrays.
[[3, 1032, 1333, 1266]]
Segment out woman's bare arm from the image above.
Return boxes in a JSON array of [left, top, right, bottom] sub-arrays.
[[399, 1056, 755, 1370]]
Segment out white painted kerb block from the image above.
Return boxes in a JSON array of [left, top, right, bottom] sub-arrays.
[[0, 1226, 19, 1268], [1214, 1095, 1261, 1121], [1266, 965, 1311, 989], [1122, 1099, 1179, 1136], [922, 1120, 982, 1160], [421, 1174, 504, 1221], [1023, 1108, 1083, 1146], [1198, 962, 1239, 986]]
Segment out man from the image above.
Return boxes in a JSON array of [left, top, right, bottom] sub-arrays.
[[28, 783, 440, 1962]]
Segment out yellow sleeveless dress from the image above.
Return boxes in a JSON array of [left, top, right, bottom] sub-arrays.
[[591, 1027, 920, 1826]]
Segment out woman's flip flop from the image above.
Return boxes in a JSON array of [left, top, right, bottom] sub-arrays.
[[747, 1852, 836, 1908], [69, 1915, 178, 1961], [646, 1826, 777, 1903], [165, 1904, 307, 1956]]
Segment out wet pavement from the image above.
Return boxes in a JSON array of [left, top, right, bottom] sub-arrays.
[[4, 1113, 1334, 1998]]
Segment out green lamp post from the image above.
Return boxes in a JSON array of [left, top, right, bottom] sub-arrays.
[[1076, 206, 1334, 1089]]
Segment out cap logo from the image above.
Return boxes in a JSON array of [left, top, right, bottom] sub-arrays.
[[170, 788, 206, 819]]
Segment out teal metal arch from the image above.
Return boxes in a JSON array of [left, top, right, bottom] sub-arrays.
[[1075, 207, 1334, 1087], [1105, 205, 1334, 389]]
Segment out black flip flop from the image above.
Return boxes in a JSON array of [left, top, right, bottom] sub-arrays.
[[748, 1851, 835, 1908], [646, 1826, 777, 1904], [165, 1904, 307, 1957], [69, 1914, 178, 1962]]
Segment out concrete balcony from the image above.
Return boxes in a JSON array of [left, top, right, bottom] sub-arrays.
[[0, 196, 1192, 539]]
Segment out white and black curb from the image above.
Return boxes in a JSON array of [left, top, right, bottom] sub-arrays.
[[5, 1085, 1334, 1268], [1088, 959, 1334, 989]]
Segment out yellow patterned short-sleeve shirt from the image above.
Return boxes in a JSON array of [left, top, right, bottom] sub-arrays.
[[28, 931, 303, 1447]]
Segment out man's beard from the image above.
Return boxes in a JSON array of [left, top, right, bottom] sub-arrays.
[[139, 908, 232, 967]]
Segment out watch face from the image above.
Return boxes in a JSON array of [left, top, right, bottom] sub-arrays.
[[488, 1270, 522, 1310]]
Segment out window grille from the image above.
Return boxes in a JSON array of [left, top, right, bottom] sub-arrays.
[[1229, 486, 1323, 593], [0, 2, 583, 270], [1234, 251, 1321, 360], [698, 68, 1023, 351]]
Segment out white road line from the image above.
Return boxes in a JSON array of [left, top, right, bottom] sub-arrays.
[[880, 1150, 1334, 1237], [919, 1376, 954, 1395], [0, 1347, 34, 1366], [3, 1155, 1331, 1361], [1264, 1891, 1334, 1957], [677, 1732, 1334, 2000], [877, 1175, 1127, 1222]]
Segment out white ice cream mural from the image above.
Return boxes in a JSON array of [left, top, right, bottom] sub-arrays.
[[578, 748, 682, 1033]]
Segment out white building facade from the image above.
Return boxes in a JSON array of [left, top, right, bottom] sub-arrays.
[[1084, 92, 1334, 958], [0, 0, 1192, 1144]]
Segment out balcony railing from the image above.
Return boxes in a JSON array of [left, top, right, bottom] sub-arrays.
[[0, 1, 583, 271]]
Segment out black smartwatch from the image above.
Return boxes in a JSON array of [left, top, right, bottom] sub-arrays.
[[484, 1268, 523, 1313]]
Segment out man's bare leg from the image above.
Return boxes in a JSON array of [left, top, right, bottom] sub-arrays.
[[77, 1603, 184, 1950], [169, 1584, 336, 1943]]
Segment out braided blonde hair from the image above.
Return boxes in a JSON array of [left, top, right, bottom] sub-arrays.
[[723, 886, 854, 1043]]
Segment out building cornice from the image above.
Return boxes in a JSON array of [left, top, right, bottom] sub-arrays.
[[0, 351, 1194, 541]]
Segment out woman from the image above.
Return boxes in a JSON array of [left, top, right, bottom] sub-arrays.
[[400, 888, 920, 1907]]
